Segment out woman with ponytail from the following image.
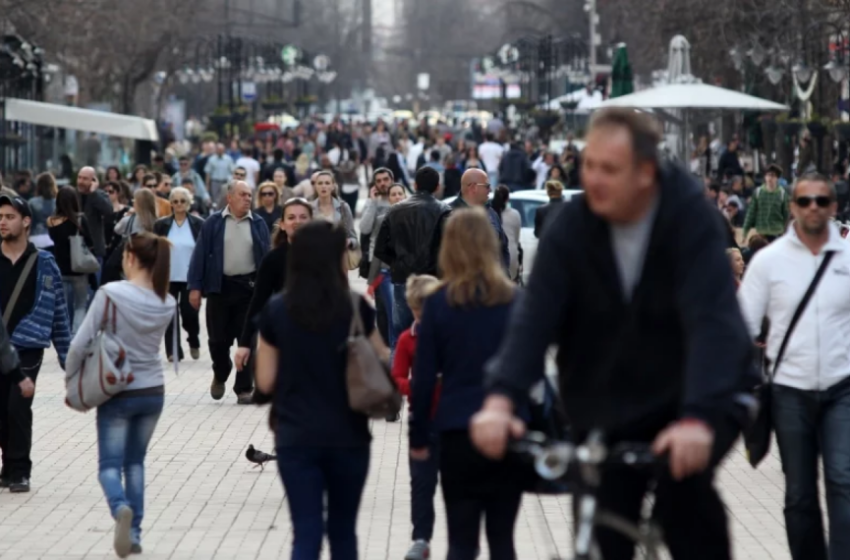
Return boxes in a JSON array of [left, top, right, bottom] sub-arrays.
[[67, 232, 176, 558]]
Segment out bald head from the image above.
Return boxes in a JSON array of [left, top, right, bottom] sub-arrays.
[[77, 166, 96, 193], [227, 180, 253, 218], [461, 168, 490, 206]]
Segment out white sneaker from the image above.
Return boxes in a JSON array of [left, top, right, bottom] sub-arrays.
[[405, 540, 430, 560]]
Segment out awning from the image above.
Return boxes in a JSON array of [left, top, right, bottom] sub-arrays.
[[2, 98, 159, 141]]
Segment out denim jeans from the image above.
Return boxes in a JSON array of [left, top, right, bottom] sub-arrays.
[[410, 434, 440, 542], [63, 276, 89, 336], [377, 269, 396, 349], [97, 394, 164, 545], [391, 283, 414, 366], [773, 377, 850, 560], [277, 445, 370, 560]]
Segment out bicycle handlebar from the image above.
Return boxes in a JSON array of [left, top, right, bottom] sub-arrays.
[[511, 431, 664, 482]]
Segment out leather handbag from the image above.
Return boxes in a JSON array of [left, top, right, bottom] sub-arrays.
[[744, 251, 835, 468], [65, 295, 135, 411], [70, 233, 100, 274], [347, 246, 363, 271], [345, 291, 402, 418]]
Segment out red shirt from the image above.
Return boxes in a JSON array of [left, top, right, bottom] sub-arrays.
[[391, 323, 440, 416]]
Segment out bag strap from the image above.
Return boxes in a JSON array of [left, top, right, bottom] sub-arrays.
[[348, 291, 365, 338], [771, 250, 835, 379], [2, 252, 39, 328]]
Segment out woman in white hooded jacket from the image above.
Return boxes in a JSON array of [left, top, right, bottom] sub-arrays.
[[66, 232, 176, 558]]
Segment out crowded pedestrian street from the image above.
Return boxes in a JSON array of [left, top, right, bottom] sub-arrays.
[[0, 292, 802, 560]]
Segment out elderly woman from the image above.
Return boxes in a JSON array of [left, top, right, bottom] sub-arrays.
[[153, 186, 204, 362]]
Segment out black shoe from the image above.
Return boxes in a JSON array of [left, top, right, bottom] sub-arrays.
[[9, 478, 30, 493], [385, 411, 400, 422], [130, 543, 143, 554], [0, 478, 10, 488]]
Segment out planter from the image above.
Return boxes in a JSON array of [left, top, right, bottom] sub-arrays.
[[261, 101, 288, 112], [807, 121, 828, 138], [560, 100, 579, 111], [533, 111, 560, 131], [834, 123, 850, 142], [208, 115, 231, 128]]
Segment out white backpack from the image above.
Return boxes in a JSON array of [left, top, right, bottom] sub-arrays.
[[65, 296, 135, 411]]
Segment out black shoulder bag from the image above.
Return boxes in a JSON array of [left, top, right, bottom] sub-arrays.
[[744, 250, 835, 468]]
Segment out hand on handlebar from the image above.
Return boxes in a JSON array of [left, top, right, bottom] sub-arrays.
[[470, 395, 526, 460], [652, 419, 714, 481]]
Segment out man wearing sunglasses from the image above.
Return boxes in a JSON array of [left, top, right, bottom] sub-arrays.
[[172, 155, 209, 207], [743, 164, 789, 243], [738, 173, 850, 560]]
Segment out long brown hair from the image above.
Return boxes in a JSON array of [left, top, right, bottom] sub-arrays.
[[126, 232, 171, 300], [438, 208, 514, 307], [132, 189, 157, 232], [35, 172, 58, 199]]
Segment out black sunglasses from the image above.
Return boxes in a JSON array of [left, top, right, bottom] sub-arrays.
[[795, 196, 833, 208], [261, 191, 277, 197], [144, 183, 157, 188]]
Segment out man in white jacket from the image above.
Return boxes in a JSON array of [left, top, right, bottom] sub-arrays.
[[738, 172, 850, 560]]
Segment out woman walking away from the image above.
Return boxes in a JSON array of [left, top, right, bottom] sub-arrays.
[[310, 170, 358, 250], [491, 185, 522, 283], [103, 189, 158, 285], [28, 172, 58, 248], [154, 186, 204, 362], [234, 198, 313, 381], [255, 181, 283, 233], [48, 186, 96, 335], [256, 220, 387, 560], [409, 208, 522, 560], [66, 232, 175, 558]]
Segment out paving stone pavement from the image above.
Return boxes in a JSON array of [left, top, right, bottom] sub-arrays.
[[0, 277, 804, 559]]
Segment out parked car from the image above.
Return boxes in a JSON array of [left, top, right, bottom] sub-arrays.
[[443, 189, 582, 282]]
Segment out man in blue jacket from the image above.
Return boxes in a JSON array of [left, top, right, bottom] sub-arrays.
[[188, 181, 270, 404], [0, 194, 70, 493], [471, 109, 756, 560]]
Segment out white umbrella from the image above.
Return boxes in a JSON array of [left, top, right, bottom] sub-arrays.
[[599, 83, 789, 111]]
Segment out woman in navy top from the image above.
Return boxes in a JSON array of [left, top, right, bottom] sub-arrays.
[[409, 208, 522, 560], [256, 220, 388, 560]]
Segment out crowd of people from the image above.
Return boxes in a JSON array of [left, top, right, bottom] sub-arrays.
[[0, 106, 845, 560]]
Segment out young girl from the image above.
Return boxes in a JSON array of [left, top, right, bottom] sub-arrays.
[[391, 274, 441, 560]]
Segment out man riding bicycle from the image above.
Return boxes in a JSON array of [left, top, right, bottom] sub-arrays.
[[471, 108, 757, 560]]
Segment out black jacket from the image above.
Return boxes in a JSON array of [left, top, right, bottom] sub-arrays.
[[485, 164, 757, 439], [153, 214, 204, 240], [534, 198, 564, 238], [499, 148, 532, 189], [81, 189, 114, 257], [374, 192, 448, 283], [239, 242, 288, 347], [718, 149, 743, 179]]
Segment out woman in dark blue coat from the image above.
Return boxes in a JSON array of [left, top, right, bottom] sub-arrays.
[[409, 208, 522, 560]]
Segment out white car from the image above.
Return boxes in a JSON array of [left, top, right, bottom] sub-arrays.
[[443, 189, 582, 283]]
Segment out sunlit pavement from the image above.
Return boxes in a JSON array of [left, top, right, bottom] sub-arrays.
[[0, 271, 800, 559]]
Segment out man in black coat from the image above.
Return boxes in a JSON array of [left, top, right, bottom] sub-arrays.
[[76, 167, 113, 285], [471, 109, 756, 560]]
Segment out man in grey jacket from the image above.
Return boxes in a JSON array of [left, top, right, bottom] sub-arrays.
[[0, 321, 20, 381]]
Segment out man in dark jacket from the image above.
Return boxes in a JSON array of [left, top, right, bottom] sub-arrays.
[[534, 179, 565, 238], [375, 166, 447, 338], [470, 109, 756, 560], [717, 138, 744, 181], [76, 166, 113, 274], [187, 181, 270, 405], [498, 142, 532, 191], [431, 168, 510, 273]]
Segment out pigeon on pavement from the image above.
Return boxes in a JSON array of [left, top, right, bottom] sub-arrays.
[[246, 444, 277, 471]]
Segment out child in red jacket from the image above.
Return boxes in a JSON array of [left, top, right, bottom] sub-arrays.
[[392, 274, 440, 560]]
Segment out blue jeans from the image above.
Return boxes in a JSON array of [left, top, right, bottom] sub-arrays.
[[63, 276, 89, 336], [97, 395, 164, 545], [277, 446, 370, 560], [773, 378, 850, 560], [377, 269, 396, 348]]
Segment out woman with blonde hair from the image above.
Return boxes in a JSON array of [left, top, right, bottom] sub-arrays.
[[408, 207, 522, 560], [310, 170, 358, 250], [103, 189, 158, 285], [254, 181, 282, 233], [294, 153, 312, 183]]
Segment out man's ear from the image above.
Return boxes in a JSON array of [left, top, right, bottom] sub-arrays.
[[23, 216, 31, 231]]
